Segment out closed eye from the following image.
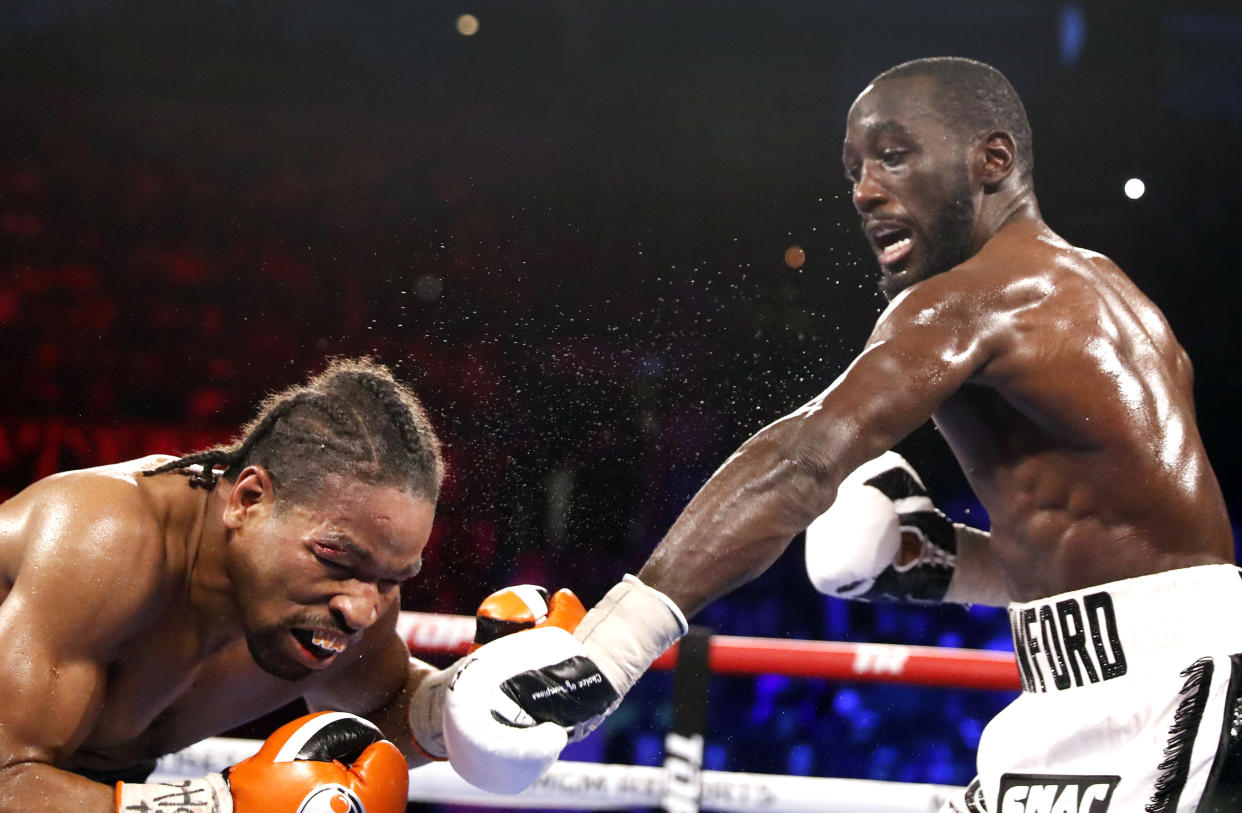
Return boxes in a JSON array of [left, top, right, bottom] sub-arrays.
[[312, 542, 352, 574]]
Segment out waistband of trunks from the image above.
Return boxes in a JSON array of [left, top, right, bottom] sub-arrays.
[[1006, 564, 1242, 694]]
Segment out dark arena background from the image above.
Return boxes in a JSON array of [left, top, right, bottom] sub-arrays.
[[2, 0, 1241, 808]]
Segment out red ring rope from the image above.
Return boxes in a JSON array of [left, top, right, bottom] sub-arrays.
[[396, 611, 1021, 692]]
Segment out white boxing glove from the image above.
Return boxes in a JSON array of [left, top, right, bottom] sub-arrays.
[[806, 451, 1008, 606], [409, 584, 587, 763], [442, 626, 613, 794], [441, 575, 687, 794]]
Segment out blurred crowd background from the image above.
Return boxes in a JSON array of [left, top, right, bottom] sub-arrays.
[[2, 0, 1240, 800]]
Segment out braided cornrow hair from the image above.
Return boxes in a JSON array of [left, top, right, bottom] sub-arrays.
[[144, 358, 444, 504]]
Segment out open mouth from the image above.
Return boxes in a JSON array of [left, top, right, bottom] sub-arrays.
[[290, 628, 348, 662], [868, 224, 914, 268]]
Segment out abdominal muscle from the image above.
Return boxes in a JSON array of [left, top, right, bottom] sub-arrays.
[[928, 251, 1234, 600]]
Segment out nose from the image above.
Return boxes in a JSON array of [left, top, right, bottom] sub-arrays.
[[851, 162, 888, 214], [328, 581, 382, 634]]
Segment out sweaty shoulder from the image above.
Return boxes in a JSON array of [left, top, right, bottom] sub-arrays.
[[984, 225, 1182, 384], [867, 245, 1033, 375], [0, 456, 184, 647]]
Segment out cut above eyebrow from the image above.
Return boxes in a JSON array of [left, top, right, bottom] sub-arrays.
[[330, 536, 422, 581], [329, 536, 372, 562]]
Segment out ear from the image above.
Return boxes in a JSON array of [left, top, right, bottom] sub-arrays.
[[975, 130, 1018, 192], [221, 465, 275, 530]]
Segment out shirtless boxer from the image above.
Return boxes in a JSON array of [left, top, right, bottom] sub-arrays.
[[445, 58, 1242, 811], [0, 357, 579, 811]]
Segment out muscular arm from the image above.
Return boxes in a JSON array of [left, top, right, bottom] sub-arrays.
[[0, 478, 167, 811], [639, 279, 1003, 617], [440, 279, 1012, 787]]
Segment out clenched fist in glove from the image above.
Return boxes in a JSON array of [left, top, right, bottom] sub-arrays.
[[408, 584, 586, 764], [444, 575, 687, 794], [804, 451, 1008, 606], [116, 711, 408, 813]]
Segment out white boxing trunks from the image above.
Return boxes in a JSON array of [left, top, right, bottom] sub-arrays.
[[942, 564, 1242, 813]]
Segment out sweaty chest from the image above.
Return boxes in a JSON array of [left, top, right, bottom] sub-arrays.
[[931, 383, 1077, 511], [934, 387, 1021, 483], [70, 634, 304, 771]]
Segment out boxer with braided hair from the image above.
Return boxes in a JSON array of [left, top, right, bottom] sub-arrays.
[[144, 357, 444, 501], [0, 357, 567, 812]]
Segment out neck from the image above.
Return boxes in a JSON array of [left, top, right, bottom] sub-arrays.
[[186, 485, 245, 650], [972, 178, 1042, 254]]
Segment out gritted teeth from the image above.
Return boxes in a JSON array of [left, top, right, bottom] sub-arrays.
[[311, 631, 347, 653], [292, 628, 347, 659]]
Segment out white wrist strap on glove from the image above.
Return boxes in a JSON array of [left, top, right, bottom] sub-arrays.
[[943, 524, 1010, 607], [408, 660, 461, 760], [574, 574, 689, 698], [117, 774, 232, 813]]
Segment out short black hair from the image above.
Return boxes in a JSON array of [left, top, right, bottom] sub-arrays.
[[145, 357, 444, 503], [873, 56, 1034, 178]]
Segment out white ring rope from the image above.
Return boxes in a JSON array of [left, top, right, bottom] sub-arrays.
[[151, 737, 960, 812]]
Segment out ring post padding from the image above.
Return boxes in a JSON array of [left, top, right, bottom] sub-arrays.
[[663, 625, 712, 813]]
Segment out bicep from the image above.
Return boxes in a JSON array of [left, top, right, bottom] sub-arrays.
[[0, 483, 163, 769], [0, 584, 109, 768], [793, 312, 993, 478]]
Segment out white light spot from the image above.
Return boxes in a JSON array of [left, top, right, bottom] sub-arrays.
[[1124, 177, 1145, 200]]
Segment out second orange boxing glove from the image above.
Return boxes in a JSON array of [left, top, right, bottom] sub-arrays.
[[473, 584, 587, 649]]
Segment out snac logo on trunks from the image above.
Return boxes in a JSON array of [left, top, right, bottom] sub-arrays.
[[1008, 591, 1127, 692], [998, 773, 1119, 813]]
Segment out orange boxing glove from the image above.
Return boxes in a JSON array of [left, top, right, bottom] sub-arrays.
[[117, 712, 408, 813], [472, 585, 587, 649]]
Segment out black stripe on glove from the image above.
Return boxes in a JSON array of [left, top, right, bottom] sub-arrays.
[[500, 657, 621, 728]]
